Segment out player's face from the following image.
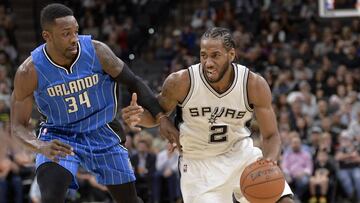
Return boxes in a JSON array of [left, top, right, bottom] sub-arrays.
[[200, 38, 235, 83], [43, 16, 79, 59]]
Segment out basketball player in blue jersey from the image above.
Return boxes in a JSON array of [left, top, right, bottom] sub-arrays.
[[10, 3, 177, 203], [122, 27, 295, 203]]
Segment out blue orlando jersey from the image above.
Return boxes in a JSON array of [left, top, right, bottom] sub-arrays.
[[31, 35, 118, 132]]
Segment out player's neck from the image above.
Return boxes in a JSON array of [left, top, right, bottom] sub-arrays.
[[45, 44, 74, 68], [208, 65, 234, 94]]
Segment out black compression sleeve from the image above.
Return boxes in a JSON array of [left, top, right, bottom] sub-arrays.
[[114, 63, 163, 117]]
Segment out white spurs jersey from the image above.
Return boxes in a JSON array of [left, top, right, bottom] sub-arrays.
[[176, 63, 254, 159]]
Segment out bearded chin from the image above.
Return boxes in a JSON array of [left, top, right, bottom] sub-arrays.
[[208, 61, 230, 83]]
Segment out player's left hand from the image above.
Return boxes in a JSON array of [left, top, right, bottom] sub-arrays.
[[121, 93, 143, 132]]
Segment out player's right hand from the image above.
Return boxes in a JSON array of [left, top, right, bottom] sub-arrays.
[[37, 139, 74, 162], [121, 93, 144, 132]]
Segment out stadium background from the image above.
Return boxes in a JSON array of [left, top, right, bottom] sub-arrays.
[[0, 0, 359, 203]]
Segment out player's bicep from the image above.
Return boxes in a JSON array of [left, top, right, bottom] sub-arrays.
[[158, 71, 189, 114], [248, 73, 278, 138], [13, 60, 37, 101], [12, 59, 37, 126], [93, 40, 124, 77], [11, 93, 34, 126]]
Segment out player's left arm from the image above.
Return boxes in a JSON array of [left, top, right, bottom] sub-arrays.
[[248, 71, 281, 162], [92, 40, 165, 120]]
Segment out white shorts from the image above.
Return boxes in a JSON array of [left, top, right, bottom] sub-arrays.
[[179, 137, 293, 203]]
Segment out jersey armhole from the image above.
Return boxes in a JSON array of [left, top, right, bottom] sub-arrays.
[[243, 68, 254, 112], [178, 66, 194, 107]]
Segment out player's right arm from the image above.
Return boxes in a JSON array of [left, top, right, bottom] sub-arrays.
[[11, 57, 73, 162], [123, 69, 190, 125], [122, 69, 190, 146]]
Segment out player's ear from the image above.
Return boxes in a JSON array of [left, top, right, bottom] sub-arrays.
[[42, 30, 51, 42], [229, 48, 236, 62]]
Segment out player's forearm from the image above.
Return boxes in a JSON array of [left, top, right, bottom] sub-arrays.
[[262, 133, 281, 162], [138, 109, 159, 127], [115, 64, 163, 117], [11, 124, 42, 153]]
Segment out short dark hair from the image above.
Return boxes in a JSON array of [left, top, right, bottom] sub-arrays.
[[40, 3, 73, 30], [201, 27, 235, 51]]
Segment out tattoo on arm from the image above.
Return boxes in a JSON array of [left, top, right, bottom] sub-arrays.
[[93, 40, 124, 77]]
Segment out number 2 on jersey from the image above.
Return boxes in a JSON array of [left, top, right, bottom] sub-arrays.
[[209, 125, 228, 143], [65, 91, 91, 113]]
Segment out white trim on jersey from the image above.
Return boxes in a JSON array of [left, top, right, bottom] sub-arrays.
[[242, 67, 254, 112], [178, 66, 195, 107], [36, 126, 44, 139], [112, 83, 118, 119], [106, 124, 128, 151]]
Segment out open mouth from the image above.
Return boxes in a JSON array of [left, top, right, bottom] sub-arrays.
[[206, 69, 216, 77]]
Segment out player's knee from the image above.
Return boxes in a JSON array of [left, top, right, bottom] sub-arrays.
[[38, 181, 68, 203], [37, 163, 72, 203]]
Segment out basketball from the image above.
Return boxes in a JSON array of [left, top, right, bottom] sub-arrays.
[[240, 159, 285, 203]]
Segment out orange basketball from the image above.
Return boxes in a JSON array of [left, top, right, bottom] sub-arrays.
[[240, 159, 285, 203]]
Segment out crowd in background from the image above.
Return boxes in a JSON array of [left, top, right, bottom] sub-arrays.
[[0, 0, 359, 203]]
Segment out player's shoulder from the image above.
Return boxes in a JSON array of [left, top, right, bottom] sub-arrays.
[[165, 68, 190, 88], [14, 56, 38, 98], [247, 70, 267, 89], [91, 39, 118, 62], [91, 39, 102, 47], [162, 67, 191, 101], [169, 68, 190, 81], [91, 39, 104, 53], [16, 56, 37, 79]]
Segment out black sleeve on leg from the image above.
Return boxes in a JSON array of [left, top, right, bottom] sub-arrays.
[[107, 181, 143, 203], [36, 162, 72, 203], [114, 63, 163, 117]]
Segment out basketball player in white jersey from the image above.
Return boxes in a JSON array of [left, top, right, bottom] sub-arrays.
[[122, 27, 294, 203]]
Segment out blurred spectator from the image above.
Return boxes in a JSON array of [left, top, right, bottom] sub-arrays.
[[282, 134, 313, 201], [191, 0, 216, 29], [0, 158, 12, 203], [348, 109, 360, 139], [131, 138, 156, 202], [307, 126, 323, 158], [105, 31, 122, 57], [82, 14, 100, 39], [152, 142, 181, 203], [0, 123, 33, 203], [155, 37, 176, 65], [77, 168, 111, 202], [29, 177, 41, 203], [319, 132, 335, 156], [0, 51, 13, 80], [267, 21, 286, 45], [0, 4, 15, 46], [124, 132, 137, 157], [0, 99, 9, 124], [308, 150, 337, 203], [335, 131, 360, 201]]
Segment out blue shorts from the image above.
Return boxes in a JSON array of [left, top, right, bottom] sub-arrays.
[[36, 124, 136, 189]]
